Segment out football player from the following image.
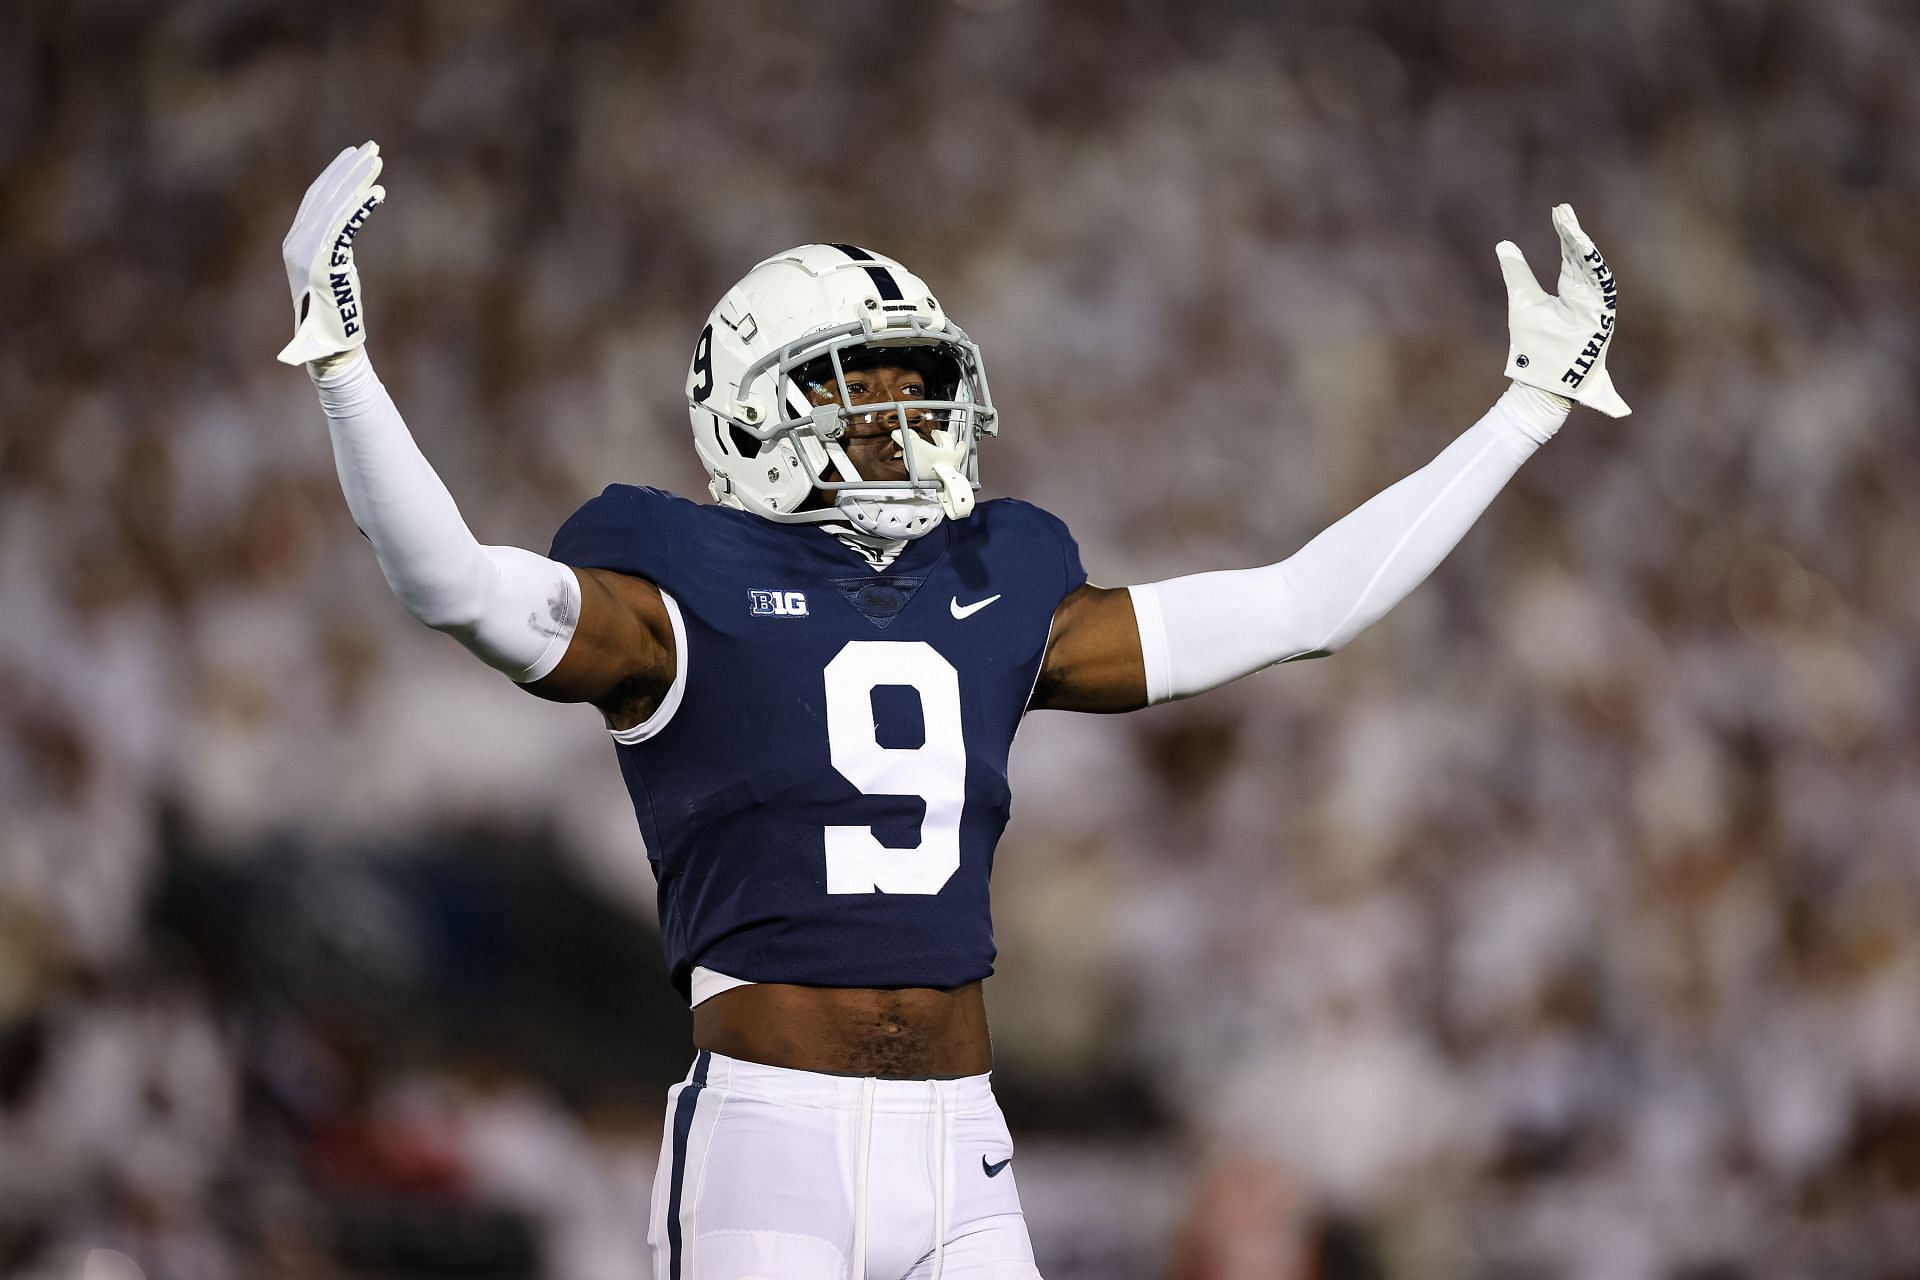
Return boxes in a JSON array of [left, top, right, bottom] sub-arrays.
[[278, 142, 1627, 1279]]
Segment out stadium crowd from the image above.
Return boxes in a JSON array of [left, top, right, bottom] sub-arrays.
[[4, 0, 1920, 1276]]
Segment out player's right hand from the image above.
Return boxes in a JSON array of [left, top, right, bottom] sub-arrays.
[[1496, 204, 1631, 418], [277, 141, 386, 367]]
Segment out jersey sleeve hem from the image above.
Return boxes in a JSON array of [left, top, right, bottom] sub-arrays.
[[610, 590, 689, 745]]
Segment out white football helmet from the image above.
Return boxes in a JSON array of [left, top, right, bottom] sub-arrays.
[[684, 244, 997, 540]]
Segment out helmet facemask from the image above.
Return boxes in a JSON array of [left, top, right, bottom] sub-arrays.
[[788, 334, 985, 536], [726, 314, 995, 538], [688, 245, 998, 540]]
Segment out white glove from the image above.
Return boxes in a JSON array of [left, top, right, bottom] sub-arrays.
[[1496, 204, 1630, 418], [277, 141, 386, 366]]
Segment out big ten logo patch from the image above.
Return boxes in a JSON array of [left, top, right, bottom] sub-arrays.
[[749, 590, 809, 618]]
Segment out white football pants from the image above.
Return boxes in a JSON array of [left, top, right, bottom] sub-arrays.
[[649, 1050, 1044, 1279]]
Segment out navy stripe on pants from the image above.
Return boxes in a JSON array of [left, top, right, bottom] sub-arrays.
[[667, 1050, 712, 1280]]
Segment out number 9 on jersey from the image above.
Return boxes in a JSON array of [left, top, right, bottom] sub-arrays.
[[822, 642, 965, 895]]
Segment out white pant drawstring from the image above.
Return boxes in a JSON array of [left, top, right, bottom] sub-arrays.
[[930, 1079, 950, 1280], [852, 1075, 876, 1278]]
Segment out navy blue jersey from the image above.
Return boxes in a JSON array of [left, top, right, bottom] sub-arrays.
[[549, 487, 1087, 1001]]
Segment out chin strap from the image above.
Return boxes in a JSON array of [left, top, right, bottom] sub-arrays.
[[933, 463, 973, 519], [838, 487, 949, 539], [817, 521, 908, 571]]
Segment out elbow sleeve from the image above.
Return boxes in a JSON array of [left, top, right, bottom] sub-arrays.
[[1125, 385, 1559, 703], [313, 354, 579, 682], [460, 548, 580, 684], [1127, 562, 1315, 705]]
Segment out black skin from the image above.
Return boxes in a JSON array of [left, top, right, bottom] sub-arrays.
[[802, 363, 931, 489], [524, 362, 1146, 1077]]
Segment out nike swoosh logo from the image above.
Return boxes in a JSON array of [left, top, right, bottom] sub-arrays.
[[950, 594, 1002, 620], [982, 1155, 1012, 1178]]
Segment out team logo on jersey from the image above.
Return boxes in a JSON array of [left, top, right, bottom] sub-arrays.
[[749, 589, 809, 618], [831, 576, 926, 630]]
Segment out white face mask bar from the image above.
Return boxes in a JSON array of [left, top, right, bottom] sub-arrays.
[[723, 316, 996, 523]]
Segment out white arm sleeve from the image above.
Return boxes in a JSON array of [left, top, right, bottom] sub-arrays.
[[311, 353, 578, 683], [1126, 383, 1569, 703]]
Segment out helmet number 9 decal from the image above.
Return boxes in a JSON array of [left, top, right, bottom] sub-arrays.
[[822, 641, 964, 895], [691, 323, 715, 402]]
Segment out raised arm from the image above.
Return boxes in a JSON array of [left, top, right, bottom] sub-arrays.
[[278, 143, 673, 729], [1032, 205, 1628, 713]]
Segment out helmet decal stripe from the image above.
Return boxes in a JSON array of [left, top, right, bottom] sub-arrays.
[[829, 242, 906, 301]]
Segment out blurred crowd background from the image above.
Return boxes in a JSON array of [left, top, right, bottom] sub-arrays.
[[5, 0, 1919, 1276]]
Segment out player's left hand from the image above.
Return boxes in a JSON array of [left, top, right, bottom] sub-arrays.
[[276, 141, 386, 367], [1496, 204, 1631, 418]]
